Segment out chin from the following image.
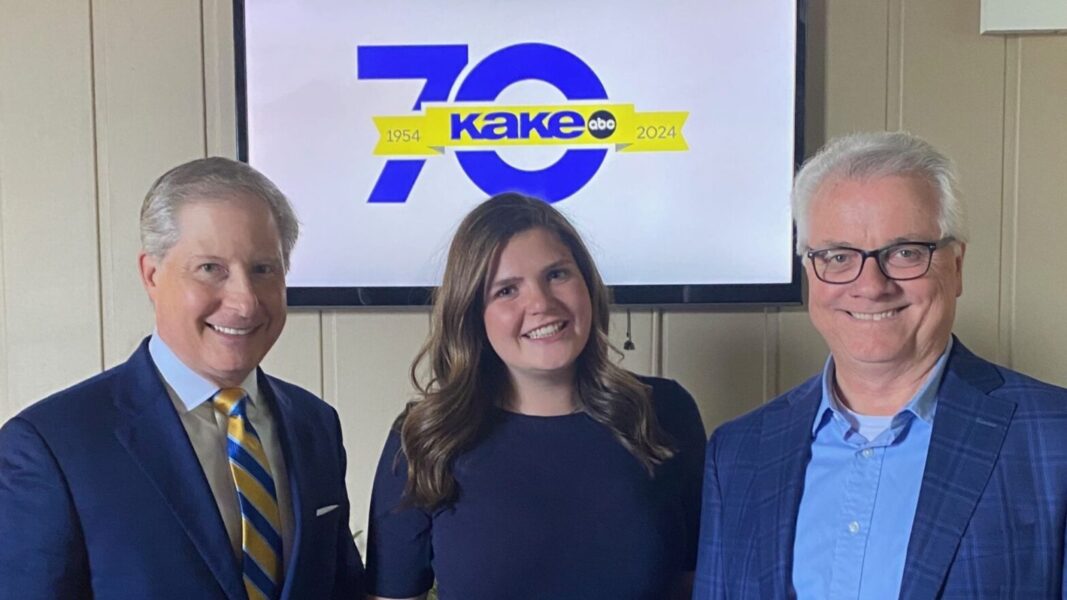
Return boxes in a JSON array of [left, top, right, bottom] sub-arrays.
[[843, 343, 911, 365], [523, 357, 580, 377], [206, 355, 258, 380]]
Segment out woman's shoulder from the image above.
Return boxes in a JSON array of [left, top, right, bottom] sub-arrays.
[[632, 374, 705, 443], [633, 374, 696, 407]]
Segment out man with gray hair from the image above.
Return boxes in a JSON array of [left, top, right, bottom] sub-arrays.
[[0, 157, 365, 599], [694, 132, 1067, 598]]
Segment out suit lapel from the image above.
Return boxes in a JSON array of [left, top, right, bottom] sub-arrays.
[[260, 373, 309, 599], [900, 342, 1015, 599], [113, 341, 245, 600], [756, 378, 821, 599]]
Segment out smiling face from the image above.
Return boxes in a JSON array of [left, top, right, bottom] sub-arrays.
[[805, 174, 965, 377], [139, 194, 287, 387], [482, 227, 593, 390]]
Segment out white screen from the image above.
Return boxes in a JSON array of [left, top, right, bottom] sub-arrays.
[[242, 0, 797, 293]]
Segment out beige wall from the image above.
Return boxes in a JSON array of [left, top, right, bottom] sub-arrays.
[[2, 0, 1066, 542]]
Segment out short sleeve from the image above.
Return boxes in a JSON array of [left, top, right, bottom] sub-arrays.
[[365, 429, 435, 597], [653, 378, 708, 570]]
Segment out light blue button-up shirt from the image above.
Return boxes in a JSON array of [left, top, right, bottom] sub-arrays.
[[149, 333, 259, 410], [148, 333, 293, 565], [792, 339, 952, 599]]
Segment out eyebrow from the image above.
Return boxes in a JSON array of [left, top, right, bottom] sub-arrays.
[[488, 259, 573, 289], [185, 254, 223, 264], [811, 235, 937, 250], [489, 275, 521, 291], [541, 258, 572, 272], [185, 254, 282, 265]]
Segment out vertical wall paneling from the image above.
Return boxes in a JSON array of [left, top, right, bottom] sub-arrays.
[[608, 309, 654, 376], [650, 308, 664, 374], [0, 159, 6, 413], [0, 67, 6, 412], [801, 0, 827, 157], [260, 310, 324, 397], [1009, 35, 1067, 386], [886, 0, 904, 130], [997, 37, 1021, 366], [324, 310, 431, 547], [93, 0, 208, 367], [899, 0, 1007, 359], [776, 310, 829, 392], [762, 308, 780, 400], [203, 0, 238, 158], [0, 1, 102, 406], [258, 308, 326, 398], [662, 311, 768, 431], [823, 0, 892, 137]]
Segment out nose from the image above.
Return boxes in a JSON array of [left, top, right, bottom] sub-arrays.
[[223, 271, 259, 317], [525, 280, 556, 313], [850, 255, 897, 297]]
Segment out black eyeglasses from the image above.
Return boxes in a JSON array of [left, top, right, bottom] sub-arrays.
[[805, 237, 956, 284]]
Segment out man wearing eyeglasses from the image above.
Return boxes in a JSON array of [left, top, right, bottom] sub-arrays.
[[694, 131, 1067, 599]]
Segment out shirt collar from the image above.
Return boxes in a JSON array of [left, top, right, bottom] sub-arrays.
[[149, 332, 260, 412], [813, 337, 953, 436]]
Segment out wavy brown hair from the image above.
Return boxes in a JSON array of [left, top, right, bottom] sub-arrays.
[[397, 192, 675, 508]]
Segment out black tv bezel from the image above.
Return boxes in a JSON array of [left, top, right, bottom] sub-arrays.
[[233, 0, 805, 308]]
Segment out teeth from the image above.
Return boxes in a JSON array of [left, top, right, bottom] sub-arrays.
[[210, 324, 254, 335], [525, 322, 565, 339], [850, 309, 899, 321]]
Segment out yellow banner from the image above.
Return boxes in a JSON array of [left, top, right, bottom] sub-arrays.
[[373, 103, 688, 156]]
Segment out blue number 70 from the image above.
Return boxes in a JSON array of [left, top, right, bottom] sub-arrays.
[[357, 45, 469, 203]]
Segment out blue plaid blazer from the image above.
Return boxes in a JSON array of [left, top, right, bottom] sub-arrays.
[[693, 339, 1067, 599]]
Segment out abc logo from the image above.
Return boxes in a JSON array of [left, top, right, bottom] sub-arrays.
[[587, 110, 616, 139]]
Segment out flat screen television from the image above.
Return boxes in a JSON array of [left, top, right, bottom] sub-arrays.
[[235, 0, 803, 306]]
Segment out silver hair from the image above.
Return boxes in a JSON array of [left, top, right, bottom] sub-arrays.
[[140, 157, 299, 269], [792, 131, 967, 254]]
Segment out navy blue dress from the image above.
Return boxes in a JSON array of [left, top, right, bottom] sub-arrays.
[[366, 376, 706, 600]]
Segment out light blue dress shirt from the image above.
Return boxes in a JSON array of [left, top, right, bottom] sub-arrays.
[[148, 332, 293, 565], [149, 333, 252, 410], [792, 339, 952, 599]]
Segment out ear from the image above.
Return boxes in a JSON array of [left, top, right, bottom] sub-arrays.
[[953, 242, 966, 297], [138, 251, 161, 300]]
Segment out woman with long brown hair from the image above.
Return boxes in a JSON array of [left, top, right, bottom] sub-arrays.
[[365, 193, 706, 600]]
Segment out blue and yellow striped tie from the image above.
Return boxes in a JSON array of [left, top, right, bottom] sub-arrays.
[[214, 388, 283, 600]]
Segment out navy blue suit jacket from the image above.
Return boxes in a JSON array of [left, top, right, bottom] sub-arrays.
[[0, 339, 364, 600], [693, 340, 1067, 599]]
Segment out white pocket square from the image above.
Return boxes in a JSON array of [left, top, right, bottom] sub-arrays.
[[315, 504, 339, 517]]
